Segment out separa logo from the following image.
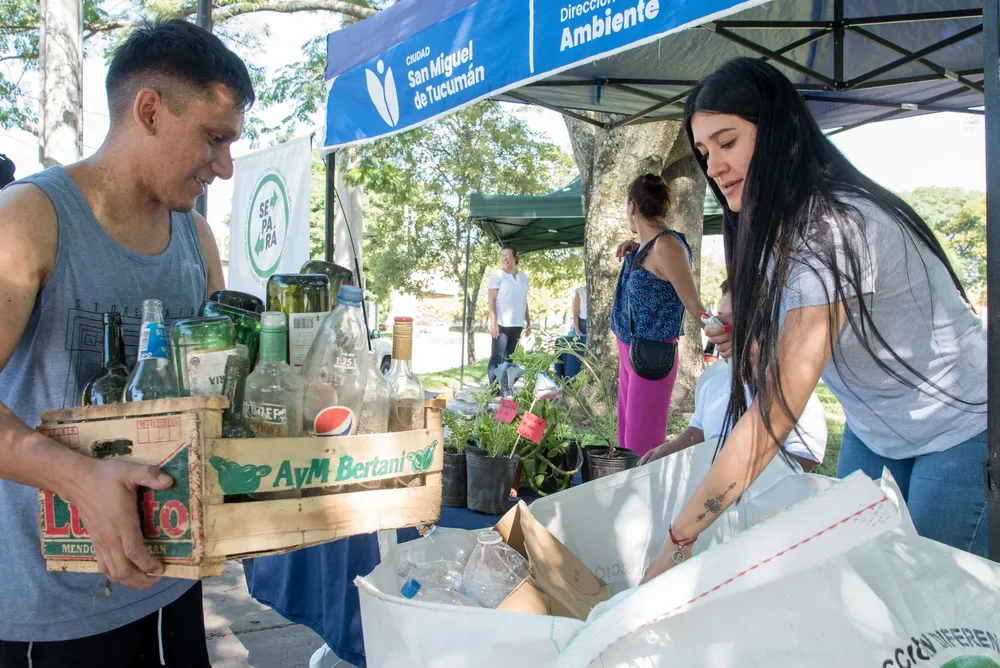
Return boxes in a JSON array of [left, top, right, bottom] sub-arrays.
[[365, 59, 400, 127], [245, 170, 290, 279], [941, 658, 1000, 668]]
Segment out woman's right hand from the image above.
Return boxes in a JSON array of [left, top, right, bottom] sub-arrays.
[[616, 238, 639, 260], [491, 321, 499, 339]]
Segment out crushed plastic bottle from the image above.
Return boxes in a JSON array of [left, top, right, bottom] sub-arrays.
[[400, 578, 482, 607], [397, 559, 465, 590], [460, 529, 530, 608]]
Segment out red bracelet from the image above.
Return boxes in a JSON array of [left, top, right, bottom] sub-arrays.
[[669, 525, 697, 548]]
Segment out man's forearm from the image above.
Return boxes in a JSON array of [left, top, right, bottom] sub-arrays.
[[662, 427, 704, 457], [0, 402, 90, 498]]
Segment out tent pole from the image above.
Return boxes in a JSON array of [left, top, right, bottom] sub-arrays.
[[983, 0, 1000, 563], [325, 152, 335, 263], [460, 218, 472, 388]]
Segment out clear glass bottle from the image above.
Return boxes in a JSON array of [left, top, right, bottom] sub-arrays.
[[171, 317, 237, 397], [82, 312, 129, 406], [301, 285, 369, 437], [199, 300, 261, 368], [359, 351, 390, 435], [208, 289, 265, 314], [124, 299, 178, 402], [266, 274, 331, 370], [221, 355, 254, 439], [385, 317, 425, 432], [244, 312, 304, 438]]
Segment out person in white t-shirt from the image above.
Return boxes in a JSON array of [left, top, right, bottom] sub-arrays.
[[641, 283, 827, 474], [487, 245, 530, 385]]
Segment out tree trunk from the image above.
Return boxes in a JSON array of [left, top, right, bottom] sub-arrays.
[[464, 263, 487, 365], [334, 150, 364, 279], [40, 0, 83, 167], [565, 117, 704, 412], [661, 153, 707, 413]]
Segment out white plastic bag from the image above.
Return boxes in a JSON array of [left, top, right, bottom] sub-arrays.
[[357, 443, 1000, 667]]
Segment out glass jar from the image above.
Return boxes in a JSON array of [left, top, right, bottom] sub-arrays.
[[300, 260, 354, 308], [199, 300, 261, 368], [208, 289, 265, 314], [266, 274, 330, 369], [171, 317, 237, 397]]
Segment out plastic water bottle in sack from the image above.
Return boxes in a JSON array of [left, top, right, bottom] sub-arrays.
[[400, 578, 482, 607], [460, 529, 529, 608], [398, 559, 465, 590]]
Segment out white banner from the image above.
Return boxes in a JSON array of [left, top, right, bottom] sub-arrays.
[[229, 135, 312, 298]]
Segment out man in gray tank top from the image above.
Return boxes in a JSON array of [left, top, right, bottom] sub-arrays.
[[0, 20, 250, 666]]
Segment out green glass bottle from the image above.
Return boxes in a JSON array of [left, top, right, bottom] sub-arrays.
[[299, 260, 354, 307], [171, 317, 237, 397], [81, 312, 129, 406], [199, 300, 261, 368], [221, 355, 254, 439], [266, 274, 330, 369], [208, 290, 265, 314]]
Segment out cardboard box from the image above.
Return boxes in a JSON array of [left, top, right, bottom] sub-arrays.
[[38, 396, 445, 579], [493, 501, 610, 620]]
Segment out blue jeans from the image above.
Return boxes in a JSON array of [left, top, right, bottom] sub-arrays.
[[837, 425, 988, 557]]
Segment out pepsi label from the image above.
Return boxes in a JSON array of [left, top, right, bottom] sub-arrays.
[[313, 406, 356, 437]]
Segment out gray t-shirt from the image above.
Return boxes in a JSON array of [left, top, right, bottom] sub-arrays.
[[778, 195, 986, 459]]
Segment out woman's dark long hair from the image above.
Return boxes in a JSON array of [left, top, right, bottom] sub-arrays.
[[683, 57, 977, 457]]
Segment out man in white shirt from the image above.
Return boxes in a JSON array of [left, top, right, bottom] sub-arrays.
[[641, 283, 827, 480], [487, 246, 530, 385]]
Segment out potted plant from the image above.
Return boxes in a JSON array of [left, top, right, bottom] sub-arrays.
[[441, 409, 473, 507], [554, 340, 639, 481], [465, 384, 521, 514]]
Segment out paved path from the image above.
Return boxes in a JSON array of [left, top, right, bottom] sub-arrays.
[[204, 563, 356, 668]]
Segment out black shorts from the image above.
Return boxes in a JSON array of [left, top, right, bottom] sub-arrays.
[[0, 582, 210, 668]]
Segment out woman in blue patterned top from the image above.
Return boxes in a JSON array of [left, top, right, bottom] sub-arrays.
[[611, 173, 710, 458]]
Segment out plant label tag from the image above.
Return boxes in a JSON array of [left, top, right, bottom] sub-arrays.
[[496, 399, 519, 424], [517, 412, 547, 444]]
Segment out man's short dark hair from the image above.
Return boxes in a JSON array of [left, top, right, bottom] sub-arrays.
[[720, 279, 730, 295], [0, 154, 15, 188], [106, 18, 255, 121]]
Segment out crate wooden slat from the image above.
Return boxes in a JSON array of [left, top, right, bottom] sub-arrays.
[[38, 397, 444, 579]]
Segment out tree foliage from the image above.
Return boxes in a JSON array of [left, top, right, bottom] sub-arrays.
[[899, 187, 987, 300], [351, 101, 577, 361]]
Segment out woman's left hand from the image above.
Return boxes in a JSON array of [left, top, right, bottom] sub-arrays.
[[641, 539, 694, 584]]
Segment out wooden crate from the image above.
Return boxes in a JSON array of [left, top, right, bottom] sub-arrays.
[[37, 396, 446, 579]]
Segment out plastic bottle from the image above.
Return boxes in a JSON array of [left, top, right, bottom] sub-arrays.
[[460, 529, 529, 608], [301, 285, 369, 437], [124, 299, 178, 402], [399, 578, 482, 607]]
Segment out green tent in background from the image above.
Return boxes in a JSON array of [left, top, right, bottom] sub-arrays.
[[469, 176, 724, 253]]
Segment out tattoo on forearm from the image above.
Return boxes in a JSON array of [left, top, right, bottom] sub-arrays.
[[696, 482, 738, 522]]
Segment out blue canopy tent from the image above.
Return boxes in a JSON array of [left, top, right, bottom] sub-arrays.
[[246, 3, 999, 665]]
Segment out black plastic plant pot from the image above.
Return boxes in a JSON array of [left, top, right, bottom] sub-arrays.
[[441, 449, 467, 508], [586, 447, 639, 481], [466, 451, 520, 515], [580, 445, 609, 483], [538, 442, 581, 494]]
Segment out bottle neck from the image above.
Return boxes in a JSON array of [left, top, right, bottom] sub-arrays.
[[222, 360, 249, 417], [259, 327, 287, 364], [392, 334, 413, 363], [390, 358, 414, 376], [104, 321, 125, 368]]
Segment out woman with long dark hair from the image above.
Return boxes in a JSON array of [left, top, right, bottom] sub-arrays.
[[642, 58, 987, 581], [611, 173, 708, 459]]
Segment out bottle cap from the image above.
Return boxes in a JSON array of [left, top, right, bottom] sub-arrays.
[[337, 285, 364, 305], [394, 316, 414, 323], [477, 529, 503, 546], [261, 311, 286, 329], [400, 578, 421, 600]]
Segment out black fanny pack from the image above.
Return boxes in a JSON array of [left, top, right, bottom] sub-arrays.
[[628, 305, 677, 381]]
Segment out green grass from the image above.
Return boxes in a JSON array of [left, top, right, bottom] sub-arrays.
[[419, 359, 488, 391]]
